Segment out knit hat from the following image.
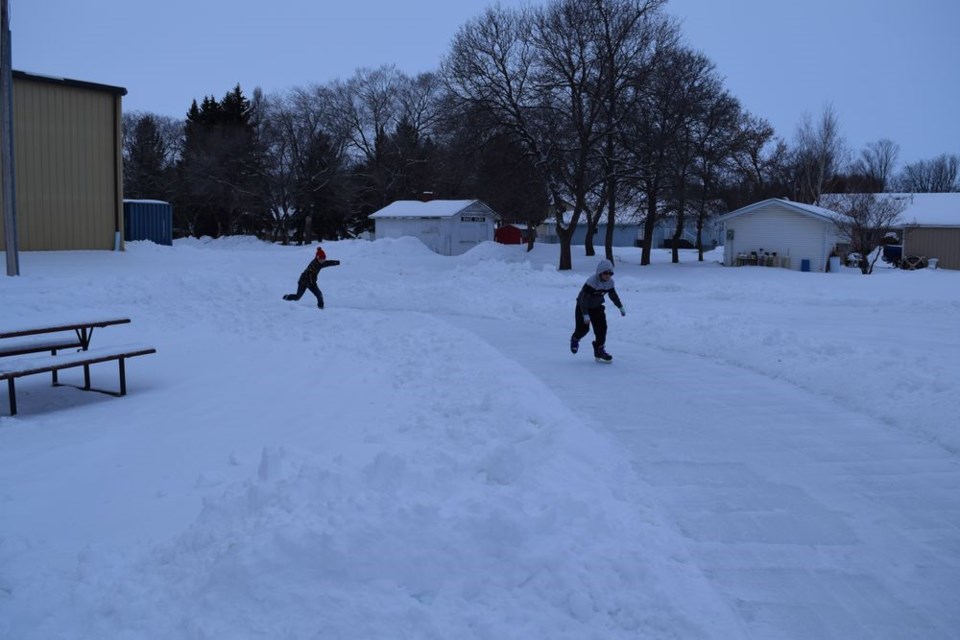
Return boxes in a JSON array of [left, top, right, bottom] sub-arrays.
[[315, 246, 326, 260]]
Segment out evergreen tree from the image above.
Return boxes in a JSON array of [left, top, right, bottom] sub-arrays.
[[175, 85, 267, 237]]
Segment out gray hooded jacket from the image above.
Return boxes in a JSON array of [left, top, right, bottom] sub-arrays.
[[577, 259, 623, 316]]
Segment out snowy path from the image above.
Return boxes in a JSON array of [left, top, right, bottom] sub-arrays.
[[453, 315, 960, 640]]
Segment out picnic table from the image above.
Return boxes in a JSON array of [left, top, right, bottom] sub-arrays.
[[0, 317, 131, 356], [0, 317, 155, 416]]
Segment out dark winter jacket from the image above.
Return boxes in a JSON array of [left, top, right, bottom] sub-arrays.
[[577, 259, 623, 317], [298, 258, 340, 285]]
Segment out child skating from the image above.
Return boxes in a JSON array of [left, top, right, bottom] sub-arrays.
[[570, 259, 625, 363]]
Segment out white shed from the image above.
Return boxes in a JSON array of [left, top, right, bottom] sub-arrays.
[[719, 198, 843, 272], [368, 199, 500, 256]]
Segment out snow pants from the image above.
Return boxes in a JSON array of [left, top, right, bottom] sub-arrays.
[[573, 305, 608, 346], [288, 280, 324, 306]]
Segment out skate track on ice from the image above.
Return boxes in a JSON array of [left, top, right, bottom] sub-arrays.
[[452, 315, 960, 640]]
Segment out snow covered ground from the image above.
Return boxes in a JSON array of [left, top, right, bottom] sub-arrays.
[[1, 237, 958, 639]]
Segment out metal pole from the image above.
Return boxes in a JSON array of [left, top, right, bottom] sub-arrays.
[[1, 0, 20, 276]]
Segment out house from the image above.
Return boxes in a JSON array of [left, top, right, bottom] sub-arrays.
[[0, 70, 128, 251], [538, 211, 723, 249], [894, 193, 960, 270], [641, 216, 724, 250], [719, 198, 843, 272], [368, 199, 500, 256], [537, 215, 641, 247]]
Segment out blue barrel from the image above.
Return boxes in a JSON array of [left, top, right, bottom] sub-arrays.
[[801, 258, 811, 272], [123, 200, 173, 246]]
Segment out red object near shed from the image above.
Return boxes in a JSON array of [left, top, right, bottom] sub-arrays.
[[495, 224, 528, 245]]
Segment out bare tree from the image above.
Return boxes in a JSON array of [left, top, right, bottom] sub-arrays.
[[895, 153, 960, 192], [849, 138, 899, 192], [820, 192, 907, 274], [726, 113, 784, 205], [445, 0, 670, 270], [687, 90, 743, 261], [620, 33, 711, 266], [526, 0, 613, 269], [122, 111, 183, 200], [396, 72, 445, 141], [255, 91, 303, 243], [591, 0, 668, 262], [330, 65, 405, 165], [445, 3, 585, 270], [792, 104, 847, 203]]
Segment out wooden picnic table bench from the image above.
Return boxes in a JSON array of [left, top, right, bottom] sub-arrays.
[[0, 317, 131, 356], [0, 318, 155, 416], [0, 344, 157, 416], [0, 317, 132, 384]]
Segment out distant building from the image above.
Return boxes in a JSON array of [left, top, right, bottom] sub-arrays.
[[368, 199, 500, 256], [816, 192, 960, 270], [538, 212, 722, 249], [0, 70, 128, 251], [890, 193, 960, 270], [719, 198, 843, 272], [537, 213, 641, 247]]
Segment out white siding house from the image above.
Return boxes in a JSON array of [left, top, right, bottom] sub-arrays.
[[538, 211, 723, 249], [719, 198, 843, 272], [368, 200, 500, 256]]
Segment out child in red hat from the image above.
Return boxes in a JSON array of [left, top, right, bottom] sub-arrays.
[[283, 246, 340, 309]]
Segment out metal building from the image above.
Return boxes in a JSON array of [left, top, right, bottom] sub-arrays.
[[0, 70, 127, 251], [896, 193, 960, 270], [123, 199, 173, 246]]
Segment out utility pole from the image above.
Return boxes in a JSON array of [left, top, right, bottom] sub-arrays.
[[1, 0, 20, 276]]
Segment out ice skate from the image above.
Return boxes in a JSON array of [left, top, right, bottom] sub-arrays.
[[593, 341, 612, 363]]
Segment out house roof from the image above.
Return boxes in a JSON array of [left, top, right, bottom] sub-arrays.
[[368, 199, 493, 219], [719, 198, 836, 223], [874, 193, 959, 227]]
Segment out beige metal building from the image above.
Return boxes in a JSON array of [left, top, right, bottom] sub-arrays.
[[0, 70, 127, 251], [896, 193, 960, 270]]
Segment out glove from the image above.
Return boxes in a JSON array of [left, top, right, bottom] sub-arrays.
[[619, 306, 626, 317], [582, 315, 590, 325]]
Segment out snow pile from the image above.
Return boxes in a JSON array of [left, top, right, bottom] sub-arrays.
[[1, 238, 957, 639]]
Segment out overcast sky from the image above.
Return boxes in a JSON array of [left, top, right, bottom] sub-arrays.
[[11, 0, 959, 167]]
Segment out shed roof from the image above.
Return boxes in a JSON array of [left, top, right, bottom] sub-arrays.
[[368, 199, 493, 219], [719, 198, 835, 223]]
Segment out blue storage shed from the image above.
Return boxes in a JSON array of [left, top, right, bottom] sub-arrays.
[[123, 199, 173, 246]]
